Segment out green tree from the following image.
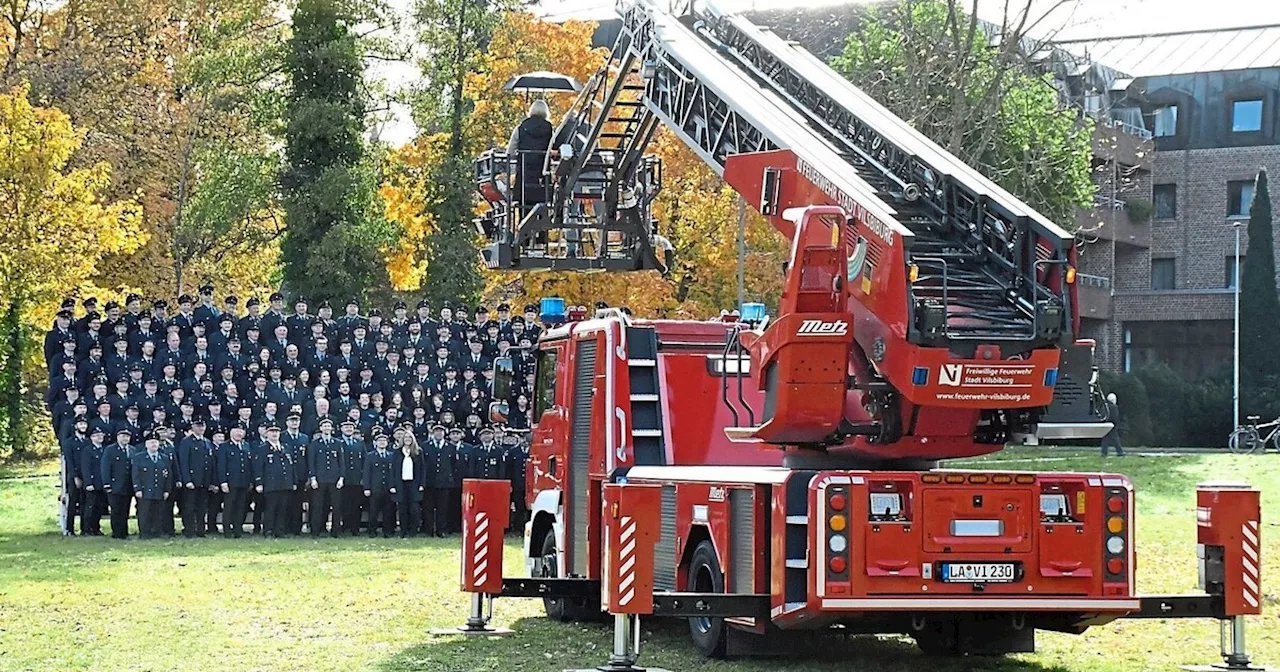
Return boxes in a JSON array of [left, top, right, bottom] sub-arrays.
[[410, 0, 521, 304], [281, 0, 392, 303], [830, 0, 1094, 225], [1241, 168, 1280, 395]]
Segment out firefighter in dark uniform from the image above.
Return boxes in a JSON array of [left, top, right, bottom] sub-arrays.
[[421, 424, 453, 537], [281, 412, 310, 534], [206, 429, 226, 534], [132, 433, 173, 540], [363, 430, 396, 538], [177, 418, 215, 537], [218, 424, 254, 538], [255, 425, 298, 538], [446, 426, 469, 534], [60, 417, 87, 535], [102, 427, 135, 539], [307, 417, 344, 536], [475, 426, 503, 480], [337, 420, 366, 536], [79, 423, 107, 536], [503, 429, 530, 534], [159, 425, 179, 537]]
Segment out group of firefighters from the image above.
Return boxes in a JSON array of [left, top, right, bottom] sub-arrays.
[[46, 285, 546, 540]]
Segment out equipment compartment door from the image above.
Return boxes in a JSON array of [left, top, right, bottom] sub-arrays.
[[921, 487, 1034, 555]]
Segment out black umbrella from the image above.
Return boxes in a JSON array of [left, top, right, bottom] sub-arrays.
[[503, 71, 582, 94]]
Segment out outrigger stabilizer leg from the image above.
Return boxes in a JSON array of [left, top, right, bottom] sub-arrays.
[[567, 483, 669, 672], [1135, 483, 1272, 672], [430, 479, 514, 637]]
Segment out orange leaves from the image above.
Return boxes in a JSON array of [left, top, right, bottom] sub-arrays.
[[381, 133, 451, 291]]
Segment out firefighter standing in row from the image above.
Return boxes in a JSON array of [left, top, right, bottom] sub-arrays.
[[132, 434, 173, 539], [308, 417, 344, 536], [256, 425, 298, 538]]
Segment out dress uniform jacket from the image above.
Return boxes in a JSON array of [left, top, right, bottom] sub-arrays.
[[80, 441, 106, 490], [421, 439, 456, 488], [218, 441, 254, 488], [449, 440, 472, 486], [338, 437, 365, 488], [132, 451, 173, 499], [256, 446, 297, 492], [475, 442, 504, 480], [178, 436, 216, 487], [363, 449, 396, 495], [307, 436, 344, 483], [101, 443, 134, 493]]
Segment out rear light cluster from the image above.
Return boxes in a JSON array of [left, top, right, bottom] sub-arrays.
[[1104, 490, 1128, 579], [921, 473, 1036, 485], [827, 487, 849, 576]]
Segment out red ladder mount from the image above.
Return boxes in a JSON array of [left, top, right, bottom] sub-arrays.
[[429, 478, 514, 637]]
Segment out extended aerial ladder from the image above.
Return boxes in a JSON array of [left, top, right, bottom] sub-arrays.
[[476, 0, 1105, 457]]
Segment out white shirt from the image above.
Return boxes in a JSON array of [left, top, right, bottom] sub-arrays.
[[401, 452, 413, 481]]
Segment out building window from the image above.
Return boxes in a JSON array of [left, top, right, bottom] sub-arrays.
[[1231, 99, 1263, 133], [1226, 255, 1245, 289], [1152, 104, 1178, 137], [1228, 180, 1255, 217], [1151, 258, 1176, 290], [1153, 183, 1177, 219], [1124, 321, 1233, 381]]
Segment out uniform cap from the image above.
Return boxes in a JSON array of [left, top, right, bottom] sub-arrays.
[[347, 297, 360, 307], [447, 426, 464, 434], [90, 426, 105, 435], [294, 296, 307, 305], [265, 424, 281, 432], [199, 283, 214, 293], [523, 303, 538, 313], [178, 295, 193, 305], [394, 300, 407, 310], [225, 296, 239, 304], [287, 412, 301, 421], [269, 292, 284, 302], [416, 299, 430, 309], [152, 299, 168, 309], [126, 293, 142, 303], [246, 297, 261, 308], [340, 420, 356, 428], [104, 301, 120, 311], [318, 417, 333, 427], [368, 308, 381, 317], [61, 298, 76, 309], [479, 427, 494, 436], [116, 427, 132, 436], [431, 424, 445, 432], [57, 309, 73, 320]]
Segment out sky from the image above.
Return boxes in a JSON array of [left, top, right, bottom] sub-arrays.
[[371, 0, 1280, 145]]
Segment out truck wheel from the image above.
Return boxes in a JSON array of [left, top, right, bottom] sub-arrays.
[[538, 532, 573, 622], [685, 540, 728, 658]]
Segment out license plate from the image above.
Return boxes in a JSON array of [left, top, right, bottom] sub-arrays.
[[940, 562, 1017, 583]]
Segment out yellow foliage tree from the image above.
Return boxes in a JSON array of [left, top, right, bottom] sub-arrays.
[[0, 84, 145, 457]]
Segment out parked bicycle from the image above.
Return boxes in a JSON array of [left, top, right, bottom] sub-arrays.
[[1228, 415, 1280, 454]]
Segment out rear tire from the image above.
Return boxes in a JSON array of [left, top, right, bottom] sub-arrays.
[[538, 532, 572, 622], [685, 540, 728, 659], [1229, 427, 1260, 454]]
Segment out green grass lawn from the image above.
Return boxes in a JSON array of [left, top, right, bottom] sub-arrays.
[[0, 448, 1277, 671]]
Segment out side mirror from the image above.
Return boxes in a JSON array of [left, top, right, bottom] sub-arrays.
[[492, 356, 514, 401], [489, 400, 510, 425]]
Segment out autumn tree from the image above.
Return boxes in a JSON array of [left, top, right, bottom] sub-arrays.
[[0, 85, 145, 458], [831, 0, 1093, 225], [282, 0, 395, 303], [404, 0, 523, 303]]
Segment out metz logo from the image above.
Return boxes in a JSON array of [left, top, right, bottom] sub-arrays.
[[939, 364, 963, 387], [796, 319, 849, 336]]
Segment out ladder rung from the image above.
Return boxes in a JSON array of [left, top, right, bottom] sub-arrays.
[[633, 429, 662, 438], [785, 515, 808, 525], [630, 394, 659, 402], [629, 359, 656, 367], [785, 558, 808, 569]]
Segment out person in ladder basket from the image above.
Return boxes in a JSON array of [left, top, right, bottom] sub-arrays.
[[507, 99, 554, 215]]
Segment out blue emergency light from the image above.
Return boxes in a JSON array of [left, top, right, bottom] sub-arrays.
[[740, 302, 767, 324], [540, 297, 567, 323]]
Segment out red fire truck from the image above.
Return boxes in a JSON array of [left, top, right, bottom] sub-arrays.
[[453, 0, 1265, 667]]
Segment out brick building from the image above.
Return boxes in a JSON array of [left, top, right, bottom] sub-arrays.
[[1053, 27, 1280, 379]]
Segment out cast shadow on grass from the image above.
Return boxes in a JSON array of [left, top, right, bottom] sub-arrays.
[[381, 616, 1072, 672], [0, 527, 467, 584]]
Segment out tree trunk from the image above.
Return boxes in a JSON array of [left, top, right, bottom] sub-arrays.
[[447, 0, 468, 158]]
